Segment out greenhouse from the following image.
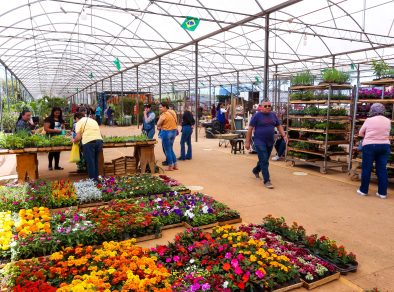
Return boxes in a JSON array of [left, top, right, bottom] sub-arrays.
[[0, 0, 393, 291]]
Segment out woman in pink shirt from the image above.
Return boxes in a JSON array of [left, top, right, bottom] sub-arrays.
[[357, 103, 391, 199]]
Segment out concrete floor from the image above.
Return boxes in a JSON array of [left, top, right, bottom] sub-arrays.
[[31, 126, 394, 292]]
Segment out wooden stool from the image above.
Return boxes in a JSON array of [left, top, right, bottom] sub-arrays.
[[16, 153, 39, 182], [135, 145, 156, 173], [230, 139, 245, 154]]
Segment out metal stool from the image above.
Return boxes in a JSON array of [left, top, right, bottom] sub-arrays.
[[230, 138, 245, 154]]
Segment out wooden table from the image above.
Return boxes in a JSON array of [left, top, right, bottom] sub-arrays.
[[0, 140, 157, 182]]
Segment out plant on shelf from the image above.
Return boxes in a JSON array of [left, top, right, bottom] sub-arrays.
[[289, 91, 314, 101], [321, 68, 350, 84], [290, 141, 318, 151], [304, 106, 320, 116], [328, 145, 344, 152], [291, 71, 314, 86], [371, 59, 390, 79]]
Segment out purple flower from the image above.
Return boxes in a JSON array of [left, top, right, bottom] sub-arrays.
[[173, 255, 180, 262], [165, 258, 172, 263], [201, 283, 210, 291], [256, 270, 264, 279], [190, 283, 200, 291], [225, 252, 232, 259]]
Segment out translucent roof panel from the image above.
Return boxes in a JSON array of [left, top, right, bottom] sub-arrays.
[[0, 0, 393, 98]]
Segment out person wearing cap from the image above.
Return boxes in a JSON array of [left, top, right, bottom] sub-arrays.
[[142, 104, 156, 139], [245, 100, 288, 189], [357, 103, 391, 199]]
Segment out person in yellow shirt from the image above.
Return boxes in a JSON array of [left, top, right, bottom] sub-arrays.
[[157, 102, 178, 171], [72, 112, 103, 180]]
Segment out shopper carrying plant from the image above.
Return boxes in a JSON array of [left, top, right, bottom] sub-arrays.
[[157, 102, 178, 171], [357, 103, 391, 199], [179, 106, 195, 161], [44, 107, 66, 170], [142, 104, 156, 139], [245, 100, 288, 189], [72, 112, 103, 180], [15, 109, 35, 135]]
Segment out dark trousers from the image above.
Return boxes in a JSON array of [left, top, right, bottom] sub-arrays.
[[96, 115, 101, 126], [360, 144, 390, 196], [48, 152, 60, 168], [180, 125, 193, 159], [253, 144, 274, 183], [83, 140, 103, 180]]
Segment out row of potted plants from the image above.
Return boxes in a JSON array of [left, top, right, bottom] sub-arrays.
[[290, 91, 352, 101], [358, 88, 394, 100], [291, 69, 350, 86], [0, 192, 240, 261], [0, 174, 187, 212], [1, 220, 355, 290], [0, 132, 151, 150], [289, 106, 348, 116], [262, 215, 357, 272]]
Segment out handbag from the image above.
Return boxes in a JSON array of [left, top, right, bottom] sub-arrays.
[[69, 143, 81, 163]]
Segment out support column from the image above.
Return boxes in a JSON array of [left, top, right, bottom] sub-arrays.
[[209, 76, 212, 111], [188, 79, 191, 104], [332, 55, 336, 68], [263, 14, 270, 101], [95, 83, 98, 103], [11, 74, 14, 100], [136, 66, 140, 129], [5, 67, 9, 112], [110, 77, 113, 101], [159, 57, 162, 102], [349, 64, 360, 171], [121, 72, 124, 120], [195, 42, 198, 142]]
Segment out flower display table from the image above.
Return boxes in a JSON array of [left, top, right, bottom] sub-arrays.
[[0, 140, 157, 182]]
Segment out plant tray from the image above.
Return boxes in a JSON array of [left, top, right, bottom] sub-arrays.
[[50, 206, 76, 214], [176, 189, 192, 195], [161, 222, 185, 230], [135, 233, 162, 243], [78, 201, 108, 209], [218, 217, 242, 226], [301, 272, 340, 290], [24, 147, 38, 152], [184, 222, 218, 230], [104, 143, 115, 147], [51, 146, 65, 151], [311, 253, 358, 275], [272, 281, 303, 292], [9, 149, 24, 154], [125, 142, 136, 146]]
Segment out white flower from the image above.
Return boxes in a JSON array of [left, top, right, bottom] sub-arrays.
[[202, 205, 209, 214], [223, 281, 229, 288], [189, 259, 195, 264], [184, 209, 195, 219], [74, 179, 102, 203]]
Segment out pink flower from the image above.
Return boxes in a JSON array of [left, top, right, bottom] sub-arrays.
[[234, 267, 243, 275], [255, 270, 265, 279], [231, 258, 239, 268], [225, 252, 232, 259]]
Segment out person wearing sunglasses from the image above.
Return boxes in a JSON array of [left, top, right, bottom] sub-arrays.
[[245, 100, 288, 189]]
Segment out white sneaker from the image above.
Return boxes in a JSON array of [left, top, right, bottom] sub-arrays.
[[376, 193, 387, 199], [357, 189, 368, 196], [271, 155, 280, 161]]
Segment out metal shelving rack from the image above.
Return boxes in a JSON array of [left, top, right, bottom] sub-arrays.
[[348, 78, 394, 180], [286, 84, 353, 174]]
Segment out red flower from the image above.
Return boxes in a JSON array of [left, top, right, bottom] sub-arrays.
[[237, 282, 245, 289], [222, 263, 231, 271]]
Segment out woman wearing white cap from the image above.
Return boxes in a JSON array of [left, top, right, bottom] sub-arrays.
[[357, 103, 391, 199]]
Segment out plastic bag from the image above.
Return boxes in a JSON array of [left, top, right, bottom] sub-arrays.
[[69, 143, 80, 163]]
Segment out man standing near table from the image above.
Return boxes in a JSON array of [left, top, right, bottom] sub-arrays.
[[245, 100, 288, 189]]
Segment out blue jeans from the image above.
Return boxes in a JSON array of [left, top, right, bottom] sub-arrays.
[[144, 128, 155, 139], [180, 125, 193, 160], [275, 138, 286, 157], [360, 144, 390, 196], [83, 140, 103, 180], [161, 130, 177, 166], [253, 143, 274, 183]]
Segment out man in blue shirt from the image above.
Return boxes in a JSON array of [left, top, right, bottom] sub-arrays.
[[245, 100, 288, 189], [142, 104, 156, 139]]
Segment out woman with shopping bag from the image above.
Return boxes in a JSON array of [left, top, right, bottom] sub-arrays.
[[72, 112, 103, 180]]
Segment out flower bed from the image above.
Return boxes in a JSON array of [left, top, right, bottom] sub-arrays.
[[2, 239, 172, 291], [0, 212, 14, 260], [137, 192, 241, 228], [151, 226, 300, 291], [262, 215, 357, 274]]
